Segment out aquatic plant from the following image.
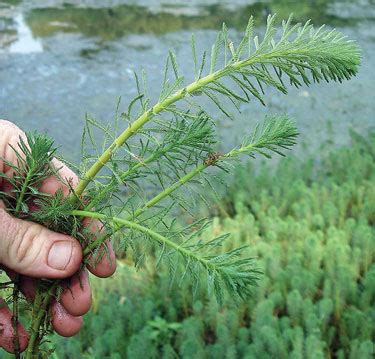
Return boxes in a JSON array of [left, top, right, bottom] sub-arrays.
[[0, 14, 360, 357]]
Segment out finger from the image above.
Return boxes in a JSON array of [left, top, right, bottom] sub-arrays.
[[41, 174, 117, 278], [51, 301, 83, 337], [0, 298, 28, 353], [86, 241, 117, 278], [2, 268, 36, 300], [4, 269, 91, 321], [60, 270, 92, 317], [0, 209, 82, 278], [0, 120, 27, 191], [83, 218, 116, 278], [39, 158, 79, 198], [0, 120, 77, 197], [39, 163, 117, 278], [1, 272, 86, 343]]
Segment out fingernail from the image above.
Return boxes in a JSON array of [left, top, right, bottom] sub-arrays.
[[48, 241, 73, 270]]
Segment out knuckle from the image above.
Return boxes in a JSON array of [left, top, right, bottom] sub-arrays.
[[0, 209, 17, 260], [9, 220, 43, 269], [0, 119, 19, 130], [15, 224, 43, 266], [0, 123, 25, 177]]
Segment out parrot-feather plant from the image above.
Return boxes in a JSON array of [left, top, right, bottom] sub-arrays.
[[0, 14, 360, 358]]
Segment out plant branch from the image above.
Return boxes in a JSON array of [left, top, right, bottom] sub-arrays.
[[73, 209, 260, 304], [74, 210, 212, 267], [12, 276, 20, 359], [25, 282, 59, 359], [73, 15, 360, 198], [73, 70, 224, 198], [82, 115, 298, 256]]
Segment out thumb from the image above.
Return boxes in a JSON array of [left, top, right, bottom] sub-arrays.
[[0, 209, 82, 278]]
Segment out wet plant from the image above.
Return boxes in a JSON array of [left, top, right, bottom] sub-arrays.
[[0, 14, 361, 358]]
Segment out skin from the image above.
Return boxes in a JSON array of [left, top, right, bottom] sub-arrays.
[[0, 119, 116, 353]]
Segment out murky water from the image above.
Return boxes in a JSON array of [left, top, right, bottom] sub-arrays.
[[0, 0, 374, 162]]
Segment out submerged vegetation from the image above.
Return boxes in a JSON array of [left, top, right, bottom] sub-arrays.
[[0, 14, 361, 357], [52, 131, 375, 358]]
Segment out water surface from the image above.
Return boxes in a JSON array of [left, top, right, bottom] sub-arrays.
[[0, 0, 374, 161]]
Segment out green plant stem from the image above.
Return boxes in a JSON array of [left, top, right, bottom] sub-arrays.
[[82, 135, 269, 256], [13, 171, 33, 357], [25, 285, 42, 359], [25, 282, 59, 359], [73, 210, 213, 270], [72, 51, 280, 198], [82, 161, 209, 256], [120, 147, 169, 181], [12, 275, 20, 359], [132, 162, 209, 218], [72, 73, 218, 198], [15, 171, 32, 213], [84, 146, 171, 212]]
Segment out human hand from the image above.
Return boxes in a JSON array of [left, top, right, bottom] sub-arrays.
[[0, 120, 116, 353]]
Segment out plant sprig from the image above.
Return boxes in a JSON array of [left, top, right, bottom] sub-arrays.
[[73, 14, 360, 198], [0, 133, 56, 215]]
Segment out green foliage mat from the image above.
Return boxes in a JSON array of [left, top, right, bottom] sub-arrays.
[[24, 131, 375, 358]]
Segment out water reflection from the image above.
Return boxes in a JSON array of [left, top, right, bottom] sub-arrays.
[[24, 0, 367, 42], [1, 0, 372, 52], [9, 13, 42, 53]]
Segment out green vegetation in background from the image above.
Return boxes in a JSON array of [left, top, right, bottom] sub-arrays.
[[25, 0, 359, 41], [0, 0, 22, 5], [48, 131, 374, 359]]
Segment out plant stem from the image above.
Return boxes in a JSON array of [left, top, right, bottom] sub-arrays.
[[135, 162, 208, 217], [82, 135, 265, 256], [24, 284, 42, 359], [73, 210, 212, 270], [12, 275, 20, 359], [72, 53, 272, 198], [15, 167, 35, 212], [13, 171, 33, 357], [84, 146, 169, 212], [25, 282, 59, 359], [82, 161, 209, 256]]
